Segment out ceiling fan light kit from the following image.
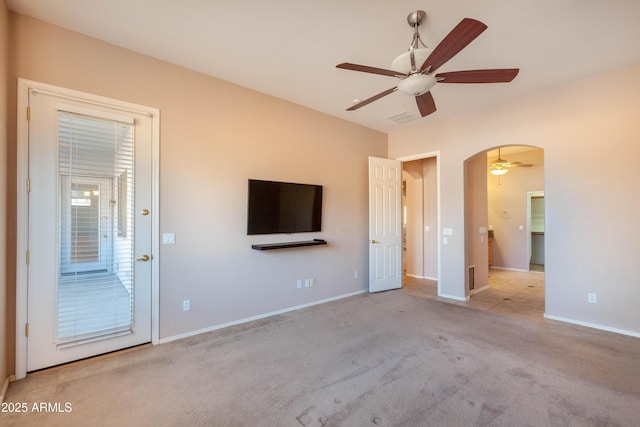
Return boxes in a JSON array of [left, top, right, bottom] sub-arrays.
[[336, 10, 519, 119], [490, 167, 509, 176], [397, 74, 437, 96]]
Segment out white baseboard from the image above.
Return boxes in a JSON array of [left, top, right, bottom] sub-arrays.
[[1, 375, 14, 403], [544, 314, 640, 338], [469, 285, 490, 296], [159, 289, 367, 344], [489, 266, 529, 272], [439, 293, 468, 302], [405, 274, 438, 281]]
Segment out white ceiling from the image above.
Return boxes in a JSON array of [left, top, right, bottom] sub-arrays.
[[8, 0, 640, 133]]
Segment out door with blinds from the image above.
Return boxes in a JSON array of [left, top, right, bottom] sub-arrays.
[[25, 86, 154, 371]]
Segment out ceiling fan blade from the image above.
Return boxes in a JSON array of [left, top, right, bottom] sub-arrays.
[[513, 163, 533, 167], [436, 69, 519, 83], [421, 18, 487, 73], [336, 63, 404, 77], [415, 92, 437, 117], [346, 87, 398, 111]]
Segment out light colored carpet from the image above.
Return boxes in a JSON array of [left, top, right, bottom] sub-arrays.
[[3, 290, 639, 426]]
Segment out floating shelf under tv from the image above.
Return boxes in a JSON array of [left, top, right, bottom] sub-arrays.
[[251, 239, 327, 251]]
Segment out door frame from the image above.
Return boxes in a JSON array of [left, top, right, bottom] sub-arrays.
[[396, 151, 442, 295], [526, 190, 545, 268], [15, 79, 160, 379]]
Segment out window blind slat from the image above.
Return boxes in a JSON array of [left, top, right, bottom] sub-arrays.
[[57, 112, 135, 345]]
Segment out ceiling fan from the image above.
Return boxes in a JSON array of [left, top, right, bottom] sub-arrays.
[[336, 10, 519, 117], [489, 148, 533, 175]]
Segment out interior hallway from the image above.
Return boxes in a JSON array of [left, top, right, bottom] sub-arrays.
[[403, 268, 545, 321]]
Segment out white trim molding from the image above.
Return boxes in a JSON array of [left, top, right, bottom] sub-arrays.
[[1, 375, 13, 403], [544, 314, 640, 339], [489, 266, 529, 273]]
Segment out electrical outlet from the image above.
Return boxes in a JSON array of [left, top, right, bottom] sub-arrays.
[[588, 293, 597, 304], [183, 300, 190, 311]]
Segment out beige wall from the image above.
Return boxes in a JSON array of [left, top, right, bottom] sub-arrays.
[[390, 64, 640, 335], [402, 161, 423, 278], [464, 153, 488, 291], [6, 11, 387, 367], [422, 157, 438, 280], [1, 0, 9, 390]]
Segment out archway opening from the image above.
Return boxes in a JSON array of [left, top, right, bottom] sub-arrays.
[[463, 145, 545, 320]]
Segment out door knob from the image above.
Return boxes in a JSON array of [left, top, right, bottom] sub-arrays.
[[136, 254, 150, 262], [370, 239, 379, 244], [141, 209, 150, 216]]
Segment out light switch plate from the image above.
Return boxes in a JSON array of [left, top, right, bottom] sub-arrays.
[[163, 233, 176, 244]]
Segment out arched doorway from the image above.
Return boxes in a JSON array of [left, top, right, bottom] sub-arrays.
[[463, 145, 545, 320]]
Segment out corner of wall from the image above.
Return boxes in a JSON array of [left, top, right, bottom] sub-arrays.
[[1, 0, 11, 390]]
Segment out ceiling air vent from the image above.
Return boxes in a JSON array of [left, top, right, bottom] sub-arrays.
[[386, 111, 420, 124]]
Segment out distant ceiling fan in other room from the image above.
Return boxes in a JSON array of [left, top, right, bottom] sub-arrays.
[[489, 148, 533, 175]]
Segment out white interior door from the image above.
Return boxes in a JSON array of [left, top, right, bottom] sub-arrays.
[[369, 157, 403, 292], [25, 86, 154, 371]]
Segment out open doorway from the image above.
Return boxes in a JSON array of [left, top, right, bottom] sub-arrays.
[[400, 156, 439, 298], [527, 191, 545, 272], [463, 146, 546, 320]]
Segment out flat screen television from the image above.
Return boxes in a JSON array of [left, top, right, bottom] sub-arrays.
[[247, 179, 323, 235]]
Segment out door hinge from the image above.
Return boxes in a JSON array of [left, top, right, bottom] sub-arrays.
[[26, 106, 30, 121], [27, 177, 31, 193], [26, 250, 30, 265], [25, 323, 29, 337]]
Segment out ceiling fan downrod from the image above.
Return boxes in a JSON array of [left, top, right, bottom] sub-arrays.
[[405, 11, 429, 74], [407, 10, 428, 51]]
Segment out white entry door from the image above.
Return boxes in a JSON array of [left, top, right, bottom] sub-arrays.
[[23, 84, 155, 371], [368, 157, 403, 292]]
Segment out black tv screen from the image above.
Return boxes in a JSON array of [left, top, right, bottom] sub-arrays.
[[247, 179, 323, 235]]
